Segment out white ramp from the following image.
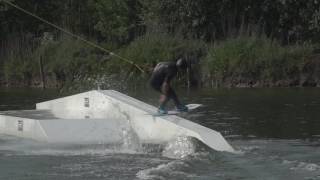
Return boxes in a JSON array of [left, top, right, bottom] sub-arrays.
[[0, 90, 235, 153]]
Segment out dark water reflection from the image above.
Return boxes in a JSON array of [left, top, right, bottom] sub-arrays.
[[1, 87, 319, 139], [1, 87, 320, 180], [0, 88, 60, 111], [130, 87, 320, 140]]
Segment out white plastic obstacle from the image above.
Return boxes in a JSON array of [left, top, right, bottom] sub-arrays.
[[0, 90, 235, 153]]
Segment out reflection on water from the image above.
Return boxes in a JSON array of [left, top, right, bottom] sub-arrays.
[[0, 88, 61, 111], [0, 87, 320, 180], [131, 87, 320, 139], [1, 134, 318, 180], [1, 87, 319, 140]]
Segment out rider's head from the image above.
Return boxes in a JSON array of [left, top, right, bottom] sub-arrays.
[[176, 58, 188, 71]]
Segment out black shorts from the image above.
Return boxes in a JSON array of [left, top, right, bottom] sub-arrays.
[[150, 78, 162, 92]]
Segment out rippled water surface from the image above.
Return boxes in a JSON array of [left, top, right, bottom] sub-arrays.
[[0, 88, 320, 180]]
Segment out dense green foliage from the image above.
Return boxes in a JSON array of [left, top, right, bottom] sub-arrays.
[[142, 0, 320, 43], [204, 36, 315, 87], [0, 0, 319, 88]]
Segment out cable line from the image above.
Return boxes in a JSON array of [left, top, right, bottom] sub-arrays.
[[1, 0, 145, 73]]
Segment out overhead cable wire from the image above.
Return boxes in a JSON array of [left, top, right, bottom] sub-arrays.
[[1, 0, 145, 73]]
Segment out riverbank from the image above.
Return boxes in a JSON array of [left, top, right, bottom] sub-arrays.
[[2, 0, 320, 90], [1, 34, 319, 90]]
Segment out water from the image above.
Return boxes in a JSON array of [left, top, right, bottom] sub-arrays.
[[0, 87, 320, 180]]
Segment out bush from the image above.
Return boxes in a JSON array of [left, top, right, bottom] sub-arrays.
[[3, 38, 38, 84], [36, 35, 107, 83], [110, 32, 206, 76], [204, 35, 314, 85]]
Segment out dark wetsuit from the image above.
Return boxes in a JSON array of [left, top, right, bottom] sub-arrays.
[[150, 62, 181, 107]]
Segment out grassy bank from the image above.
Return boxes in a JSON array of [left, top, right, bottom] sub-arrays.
[[1, 33, 319, 90], [203, 36, 318, 87]]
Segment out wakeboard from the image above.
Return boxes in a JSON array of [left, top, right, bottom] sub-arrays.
[[152, 104, 203, 116]]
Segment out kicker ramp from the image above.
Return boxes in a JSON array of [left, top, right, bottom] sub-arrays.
[[0, 90, 235, 153]]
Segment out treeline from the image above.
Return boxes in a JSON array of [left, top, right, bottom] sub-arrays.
[[0, 0, 320, 89]]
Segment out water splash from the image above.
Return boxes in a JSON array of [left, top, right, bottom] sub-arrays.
[[162, 136, 196, 159], [0, 134, 142, 156], [136, 161, 196, 180], [136, 149, 214, 180], [121, 127, 141, 152], [283, 160, 320, 172]]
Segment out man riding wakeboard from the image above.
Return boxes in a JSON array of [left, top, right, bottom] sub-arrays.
[[150, 58, 189, 114]]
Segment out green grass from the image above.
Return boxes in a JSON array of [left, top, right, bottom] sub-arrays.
[[106, 32, 206, 81], [1, 33, 317, 89], [3, 40, 37, 83], [204, 35, 314, 85]]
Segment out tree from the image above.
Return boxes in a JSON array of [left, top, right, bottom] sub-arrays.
[[92, 0, 143, 44]]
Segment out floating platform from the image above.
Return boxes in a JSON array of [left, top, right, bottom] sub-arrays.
[[0, 90, 235, 153]]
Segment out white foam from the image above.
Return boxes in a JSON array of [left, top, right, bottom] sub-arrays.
[[0, 137, 143, 156], [281, 159, 320, 172], [291, 162, 320, 172], [162, 136, 196, 159], [121, 127, 141, 152], [136, 161, 196, 180], [236, 145, 261, 154]]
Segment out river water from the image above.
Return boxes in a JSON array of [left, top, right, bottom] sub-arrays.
[[0, 87, 319, 180]]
